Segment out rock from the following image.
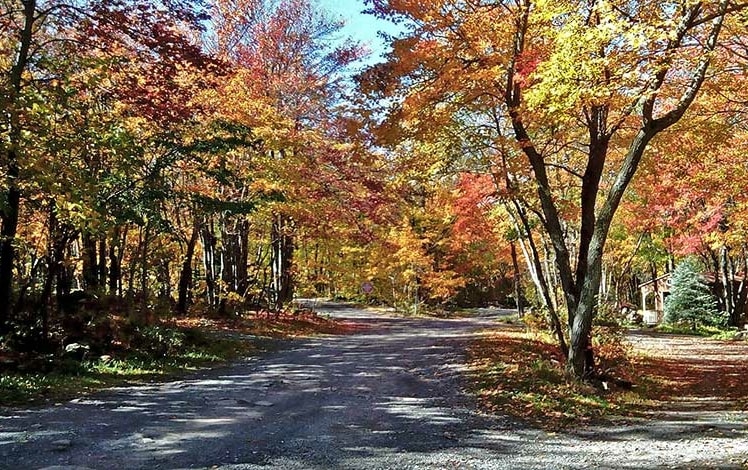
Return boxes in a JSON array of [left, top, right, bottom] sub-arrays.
[[50, 439, 72, 451]]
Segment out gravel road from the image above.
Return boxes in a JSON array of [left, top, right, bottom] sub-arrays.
[[1, 302, 747, 469]]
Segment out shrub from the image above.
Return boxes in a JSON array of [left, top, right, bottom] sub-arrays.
[[592, 302, 632, 372], [131, 325, 186, 358], [664, 258, 725, 330]]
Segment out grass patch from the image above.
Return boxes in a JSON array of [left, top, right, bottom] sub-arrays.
[[655, 323, 722, 336], [467, 329, 655, 430], [0, 330, 252, 406], [654, 323, 746, 341]]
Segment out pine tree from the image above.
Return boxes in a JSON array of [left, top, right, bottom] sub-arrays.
[[664, 258, 723, 330]]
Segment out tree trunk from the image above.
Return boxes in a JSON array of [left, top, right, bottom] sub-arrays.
[[98, 235, 107, 289], [508, 203, 568, 356], [0, 0, 36, 334], [271, 214, 294, 310], [234, 219, 250, 296], [82, 233, 99, 290], [510, 241, 524, 317], [140, 224, 149, 299], [201, 217, 217, 307], [177, 218, 200, 315], [108, 228, 122, 296]]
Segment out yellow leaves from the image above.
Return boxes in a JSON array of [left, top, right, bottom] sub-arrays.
[[525, 18, 617, 116], [248, 179, 282, 195]]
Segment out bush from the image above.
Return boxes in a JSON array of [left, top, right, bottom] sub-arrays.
[[131, 325, 186, 358], [664, 258, 725, 330], [522, 308, 550, 333]]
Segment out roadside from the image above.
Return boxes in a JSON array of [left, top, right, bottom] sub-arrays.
[[0, 308, 358, 406], [1, 302, 746, 469], [629, 329, 748, 409], [468, 320, 748, 428]]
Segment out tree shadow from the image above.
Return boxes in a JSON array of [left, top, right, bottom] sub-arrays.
[[0, 311, 746, 469]]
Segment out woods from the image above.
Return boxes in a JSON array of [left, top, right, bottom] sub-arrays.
[[2, 0, 748, 383]]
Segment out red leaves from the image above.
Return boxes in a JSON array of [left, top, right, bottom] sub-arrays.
[[515, 49, 542, 87], [75, 1, 220, 125], [451, 173, 500, 253]]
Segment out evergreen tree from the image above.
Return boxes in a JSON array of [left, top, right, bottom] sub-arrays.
[[664, 258, 724, 330]]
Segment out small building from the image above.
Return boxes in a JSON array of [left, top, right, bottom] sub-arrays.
[[638, 274, 672, 325], [638, 271, 747, 326]]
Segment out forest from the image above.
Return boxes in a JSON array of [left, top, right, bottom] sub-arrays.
[[2, 0, 748, 384]]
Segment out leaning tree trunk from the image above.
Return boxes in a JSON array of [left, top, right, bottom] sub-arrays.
[[510, 241, 524, 317], [507, 202, 568, 356]]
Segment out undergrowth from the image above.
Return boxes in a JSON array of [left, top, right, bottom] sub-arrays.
[[0, 309, 359, 406], [0, 329, 251, 406], [466, 329, 656, 430]]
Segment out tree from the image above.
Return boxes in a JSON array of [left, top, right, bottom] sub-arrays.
[[204, 0, 367, 309], [362, 0, 743, 378], [665, 258, 723, 330], [0, 0, 211, 333], [624, 52, 748, 328]]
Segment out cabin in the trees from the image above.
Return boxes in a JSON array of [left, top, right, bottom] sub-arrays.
[[639, 274, 672, 325], [638, 272, 747, 326]]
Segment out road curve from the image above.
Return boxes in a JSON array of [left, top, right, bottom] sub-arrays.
[[0, 302, 746, 469]]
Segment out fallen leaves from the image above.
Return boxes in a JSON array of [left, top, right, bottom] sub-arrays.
[[468, 328, 748, 430]]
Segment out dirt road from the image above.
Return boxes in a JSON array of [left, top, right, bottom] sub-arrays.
[[1, 303, 747, 469]]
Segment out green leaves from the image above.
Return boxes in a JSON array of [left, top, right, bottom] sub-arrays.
[[664, 258, 725, 329]]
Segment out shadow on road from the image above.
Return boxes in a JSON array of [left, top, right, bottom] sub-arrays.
[[0, 302, 746, 469]]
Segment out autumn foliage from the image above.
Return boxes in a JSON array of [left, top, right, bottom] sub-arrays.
[[0, 0, 747, 386]]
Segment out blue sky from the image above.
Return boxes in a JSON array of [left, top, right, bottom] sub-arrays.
[[318, 0, 403, 66]]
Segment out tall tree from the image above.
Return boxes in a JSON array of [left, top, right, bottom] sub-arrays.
[[206, 0, 366, 308], [363, 0, 743, 378], [0, 0, 209, 331]]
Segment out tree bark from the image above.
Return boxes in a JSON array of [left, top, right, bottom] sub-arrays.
[[507, 202, 568, 356], [82, 233, 99, 290], [201, 217, 217, 307], [177, 218, 200, 315], [98, 235, 107, 289], [271, 214, 294, 310], [140, 223, 151, 313], [108, 230, 122, 296], [510, 241, 524, 317], [0, 0, 36, 334]]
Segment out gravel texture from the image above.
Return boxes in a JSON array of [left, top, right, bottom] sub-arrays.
[[1, 302, 747, 469]]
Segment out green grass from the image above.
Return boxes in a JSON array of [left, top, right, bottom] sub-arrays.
[[0, 333, 252, 406], [654, 323, 744, 340]]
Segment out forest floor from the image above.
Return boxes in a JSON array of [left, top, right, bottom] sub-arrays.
[[629, 330, 748, 408], [1, 302, 747, 469]]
